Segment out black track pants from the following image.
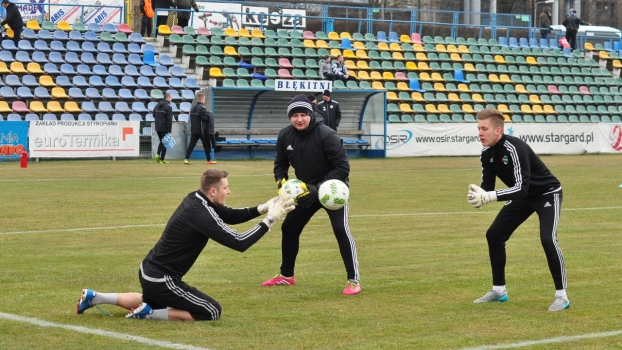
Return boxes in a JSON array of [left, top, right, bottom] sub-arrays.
[[279, 202, 360, 282], [486, 191, 567, 290], [185, 134, 212, 161], [156, 131, 167, 160]]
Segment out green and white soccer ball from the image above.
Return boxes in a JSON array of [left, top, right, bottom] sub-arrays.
[[281, 179, 307, 204], [319, 179, 349, 210]]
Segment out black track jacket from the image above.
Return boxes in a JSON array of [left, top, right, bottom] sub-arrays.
[[317, 99, 341, 131], [274, 115, 349, 186], [1, 3, 24, 30], [154, 100, 173, 133], [480, 134, 561, 201], [141, 190, 268, 278]]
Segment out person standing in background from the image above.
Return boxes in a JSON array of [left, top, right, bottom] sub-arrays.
[[1, 0, 23, 46], [176, 0, 198, 28], [140, 0, 154, 37], [539, 7, 551, 40], [562, 9, 590, 50], [316, 90, 341, 132], [184, 93, 217, 165], [154, 93, 174, 164]]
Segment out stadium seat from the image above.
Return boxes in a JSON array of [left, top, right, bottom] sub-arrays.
[[33, 87, 51, 99], [16, 87, 34, 99], [143, 50, 160, 67], [12, 101, 30, 113], [97, 42, 113, 53]]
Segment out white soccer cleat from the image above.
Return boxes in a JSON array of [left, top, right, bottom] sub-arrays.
[[548, 296, 570, 312], [473, 289, 508, 303]]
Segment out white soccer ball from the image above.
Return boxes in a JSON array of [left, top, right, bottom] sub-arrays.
[[281, 179, 307, 204], [319, 179, 349, 210]]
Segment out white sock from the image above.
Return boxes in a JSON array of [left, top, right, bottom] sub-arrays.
[[555, 289, 567, 298], [92, 293, 117, 305], [492, 285, 506, 294], [145, 308, 169, 320]]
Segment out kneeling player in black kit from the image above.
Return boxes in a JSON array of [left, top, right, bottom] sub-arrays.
[[261, 95, 361, 295], [76, 169, 295, 321], [468, 108, 569, 311]]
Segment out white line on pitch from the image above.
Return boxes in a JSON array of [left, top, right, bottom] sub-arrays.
[[0, 312, 213, 350], [1, 206, 620, 236], [458, 329, 622, 350]]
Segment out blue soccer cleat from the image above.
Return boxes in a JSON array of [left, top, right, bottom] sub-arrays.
[[473, 289, 509, 303], [76, 289, 97, 314], [126, 302, 153, 319]]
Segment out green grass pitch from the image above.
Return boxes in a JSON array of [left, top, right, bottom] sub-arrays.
[[1, 155, 621, 349]]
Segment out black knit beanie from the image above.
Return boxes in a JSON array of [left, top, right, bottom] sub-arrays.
[[287, 94, 313, 118]]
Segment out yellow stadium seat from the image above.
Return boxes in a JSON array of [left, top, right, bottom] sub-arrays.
[[370, 71, 383, 80], [357, 71, 371, 80], [472, 94, 486, 103], [209, 67, 226, 78], [448, 93, 462, 102], [504, 115, 512, 122], [345, 60, 356, 70], [10, 62, 27, 73], [330, 49, 341, 57], [498, 104, 511, 114], [328, 32, 341, 41], [499, 74, 513, 83], [356, 61, 371, 70], [51, 87, 69, 99], [411, 92, 426, 102], [415, 53, 429, 61], [494, 55, 508, 64], [378, 42, 390, 51], [425, 104, 439, 113], [387, 91, 400, 101], [26, 20, 42, 31], [224, 46, 240, 56], [4, 27, 13, 38], [348, 71, 358, 79], [251, 29, 265, 39], [238, 28, 252, 38], [419, 72, 433, 81], [383, 72, 397, 80], [435, 44, 448, 53], [356, 50, 370, 59], [303, 39, 316, 48], [464, 63, 478, 72], [613, 60, 622, 69], [532, 105, 545, 114], [412, 44, 426, 52], [447, 45, 459, 53], [27, 62, 44, 74], [397, 82, 410, 91], [340, 32, 352, 40], [521, 105, 534, 114], [462, 104, 476, 113], [438, 104, 451, 113], [158, 25, 172, 35], [458, 45, 471, 54], [599, 51, 612, 60], [543, 105, 558, 114], [458, 84, 471, 92], [400, 35, 413, 44], [406, 62, 418, 70], [64, 101, 82, 113], [0, 62, 9, 74], [316, 40, 329, 48], [526, 56, 539, 65], [353, 42, 367, 51], [29, 101, 46, 113], [0, 101, 12, 113], [450, 53, 464, 62], [529, 95, 543, 104], [389, 43, 403, 52], [47, 101, 65, 113], [433, 82, 447, 91], [584, 42, 596, 51], [372, 81, 386, 90], [488, 74, 501, 83], [57, 21, 72, 31], [399, 103, 414, 113], [343, 50, 356, 59], [39, 75, 56, 87], [392, 52, 405, 60], [515, 84, 528, 94], [417, 62, 431, 70], [224, 28, 237, 37], [431, 73, 445, 82]]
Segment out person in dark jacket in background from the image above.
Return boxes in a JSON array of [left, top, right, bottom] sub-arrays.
[[184, 93, 217, 165], [154, 93, 173, 164], [539, 7, 552, 40], [306, 94, 325, 124], [153, 0, 176, 36], [1, 0, 24, 46], [562, 8, 590, 50], [176, 0, 198, 28], [261, 95, 361, 296], [316, 90, 341, 131]]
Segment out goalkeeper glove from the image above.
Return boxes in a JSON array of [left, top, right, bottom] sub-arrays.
[[276, 178, 287, 195], [262, 194, 296, 228], [296, 182, 319, 208], [467, 184, 497, 209], [257, 196, 279, 214]]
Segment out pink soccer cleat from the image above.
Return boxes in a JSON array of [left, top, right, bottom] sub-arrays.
[[343, 280, 361, 295], [262, 275, 295, 286]]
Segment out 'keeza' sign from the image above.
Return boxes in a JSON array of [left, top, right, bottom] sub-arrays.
[[242, 6, 306, 29]]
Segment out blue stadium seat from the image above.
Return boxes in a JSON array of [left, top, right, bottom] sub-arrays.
[[454, 70, 469, 83], [184, 78, 200, 90], [0, 50, 14, 62], [129, 114, 143, 121], [50, 41, 66, 52], [82, 102, 99, 113], [88, 23, 102, 33], [139, 65, 156, 77], [409, 79, 426, 92], [377, 31, 388, 42], [22, 29, 37, 41], [166, 90, 182, 101], [89, 76, 106, 88], [22, 75, 39, 87], [341, 38, 352, 49], [72, 76, 89, 88], [178, 114, 189, 122], [92, 64, 109, 76], [131, 102, 149, 113], [143, 50, 159, 66], [143, 44, 158, 55], [159, 54, 174, 67], [498, 37, 508, 47], [78, 113, 93, 121], [121, 76, 138, 88], [118, 88, 133, 99], [103, 23, 117, 33], [128, 54, 143, 66], [108, 64, 124, 76], [17, 87, 34, 99], [147, 101, 157, 111], [153, 77, 169, 89], [81, 41, 97, 53], [55, 75, 72, 87], [170, 66, 187, 78], [112, 43, 128, 54], [34, 40, 50, 51], [105, 76, 122, 88], [85, 88, 102, 99], [38, 30, 53, 41], [102, 88, 118, 99], [539, 38, 548, 49], [66, 40, 82, 52], [529, 38, 539, 48], [49, 52, 65, 64], [508, 37, 518, 48], [549, 38, 558, 49], [54, 30, 69, 41], [179, 102, 191, 113], [43, 63, 59, 74], [124, 65, 140, 77], [112, 53, 128, 65], [25, 114, 40, 121], [128, 44, 142, 54], [95, 113, 109, 121], [43, 114, 58, 121], [519, 37, 529, 48], [7, 114, 22, 121], [68, 87, 86, 99], [388, 31, 400, 43], [2, 40, 17, 51], [85, 31, 100, 42], [60, 64, 77, 75], [155, 65, 171, 77], [98, 102, 115, 113], [145, 114, 155, 121], [15, 51, 32, 63], [137, 76, 154, 88], [129, 33, 145, 44], [563, 47, 572, 57], [96, 53, 112, 65], [170, 102, 180, 113], [134, 89, 150, 100], [34, 87, 52, 99], [181, 89, 194, 100], [112, 114, 126, 121], [61, 114, 75, 121], [76, 64, 93, 75], [169, 77, 184, 89], [0, 87, 17, 99], [5, 75, 22, 87], [18, 40, 34, 51], [97, 42, 113, 53], [115, 102, 132, 113], [32, 51, 49, 63], [69, 31, 84, 41]]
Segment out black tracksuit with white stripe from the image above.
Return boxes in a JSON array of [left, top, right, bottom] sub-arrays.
[[140, 190, 268, 320], [480, 134, 566, 290]]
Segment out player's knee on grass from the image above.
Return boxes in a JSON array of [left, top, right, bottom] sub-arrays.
[[190, 301, 222, 321]]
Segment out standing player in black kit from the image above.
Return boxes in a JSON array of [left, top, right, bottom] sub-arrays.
[[467, 108, 569, 311], [262, 95, 361, 295]]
